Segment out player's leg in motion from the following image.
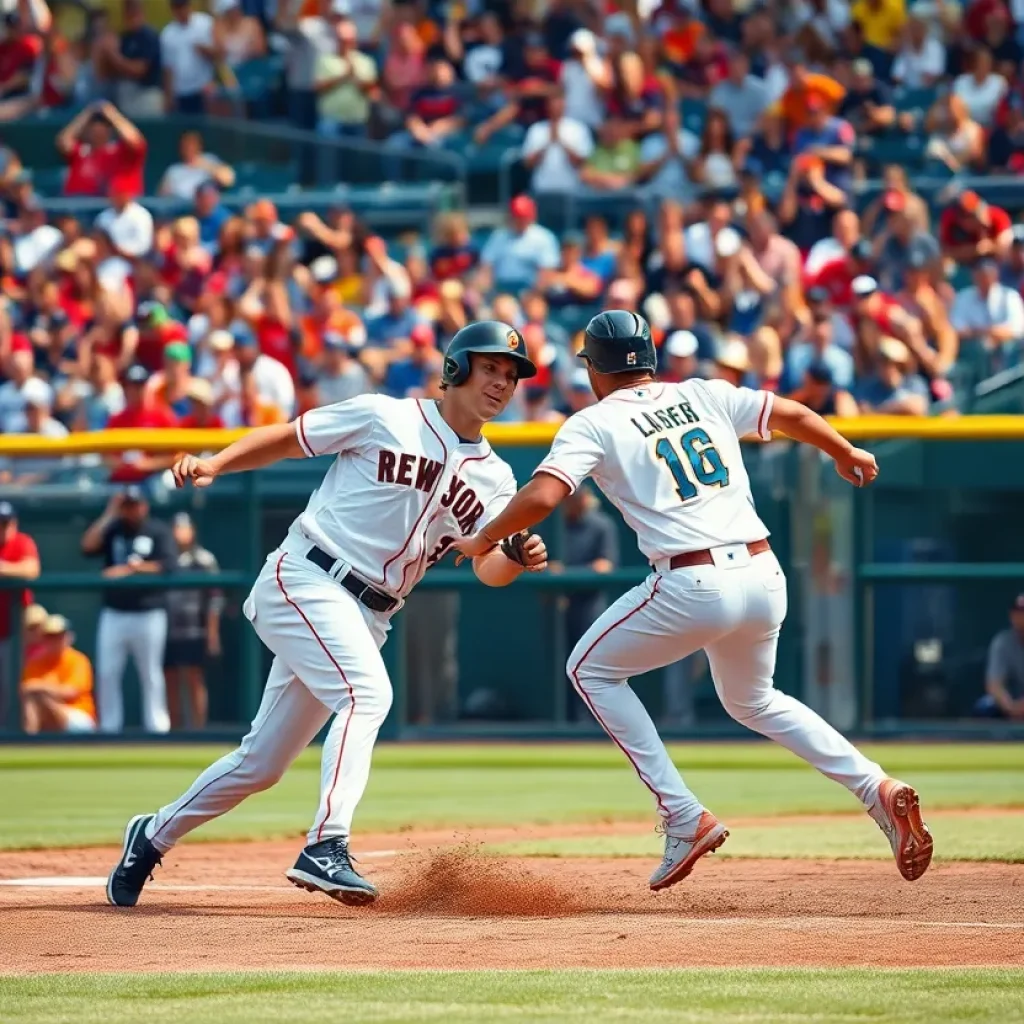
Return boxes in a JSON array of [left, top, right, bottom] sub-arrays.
[[568, 573, 730, 891], [127, 608, 171, 734], [704, 556, 933, 881], [95, 609, 131, 734]]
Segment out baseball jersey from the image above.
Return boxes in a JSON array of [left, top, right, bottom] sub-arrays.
[[293, 395, 517, 598], [535, 379, 774, 561]]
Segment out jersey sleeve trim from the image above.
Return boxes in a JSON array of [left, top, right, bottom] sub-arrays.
[[756, 391, 774, 440], [533, 464, 578, 494], [296, 414, 316, 458]]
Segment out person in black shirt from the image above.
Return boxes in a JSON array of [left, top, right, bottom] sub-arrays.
[[81, 485, 173, 734], [165, 513, 222, 730]]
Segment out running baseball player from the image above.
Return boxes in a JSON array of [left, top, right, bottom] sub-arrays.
[[454, 310, 933, 891], [106, 321, 548, 908]]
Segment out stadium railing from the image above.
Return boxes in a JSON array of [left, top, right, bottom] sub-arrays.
[[2, 417, 1024, 742]]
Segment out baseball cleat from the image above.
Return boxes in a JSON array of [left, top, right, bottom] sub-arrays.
[[286, 837, 379, 906], [106, 814, 162, 907], [649, 810, 729, 891], [869, 778, 934, 881]]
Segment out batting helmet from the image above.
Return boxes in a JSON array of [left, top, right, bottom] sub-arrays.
[[578, 310, 656, 375], [442, 320, 538, 387]]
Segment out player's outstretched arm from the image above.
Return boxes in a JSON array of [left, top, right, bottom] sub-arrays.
[[453, 473, 572, 561], [768, 396, 879, 487], [172, 421, 305, 489]]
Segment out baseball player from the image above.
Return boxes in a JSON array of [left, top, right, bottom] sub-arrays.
[[454, 310, 933, 891], [106, 321, 548, 908]]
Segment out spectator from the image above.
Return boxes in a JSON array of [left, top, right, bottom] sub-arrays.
[[81, 486, 173, 734], [896, 248, 960, 378], [873, 198, 941, 292], [538, 232, 604, 307], [277, 0, 350, 132], [429, 211, 477, 282], [856, 336, 930, 415], [891, 6, 946, 88], [228, 322, 295, 417], [636, 103, 701, 203], [11, 194, 62, 278], [861, 164, 930, 235], [159, 131, 236, 200], [794, 360, 860, 417], [778, 153, 850, 253], [57, 101, 147, 199], [674, 29, 730, 99], [477, 195, 560, 294], [561, 28, 610, 131], [382, 322, 442, 398], [713, 336, 752, 386], [165, 512, 221, 730], [384, 58, 464, 176], [106, 365, 179, 484], [0, 335, 49, 432], [781, 299, 856, 393], [924, 93, 985, 174], [521, 88, 593, 196], [379, 20, 426, 123], [317, 331, 371, 404], [979, 593, 1024, 720], [95, 187, 154, 261], [1003, 226, 1024, 293], [178, 378, 223, 428], [779, 59, 846, 134], [550, 483, 617, 720], [606, 50, 663, 143], [839, 58, 899, 137], [950, 255, 1024, 365], [21, 615, 96, 735], [161, 0, 216, 115], [690, 108, 742, 191], [709, 50, 769, 139], [194, 181, 230, 248], [8, 375, 67, 438], [211, 0, 265, 69], [952, 45, 1008, 128], [0, 7, 43, 120], [980, 4, 1022, 79], [0, 501, 40, 728], [938, 191, 1014, 264], [454, 11, 506, 120], [793, 94, 855, 189], [314, 16, 378, 139], [23, 603, 47, 664], [74, 353, 125, 431], [100, 0, 163, 119], [987, 93, 1024, 171], [145, 342, 198, 418], [222, 365, 288, 426], [661, 329, 699, 382], [581, 121, 639, 191]]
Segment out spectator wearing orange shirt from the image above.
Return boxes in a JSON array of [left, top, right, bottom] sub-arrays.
[[21, 615, 96, 734], [221, 366, 287, 428], [779, 59, 846, 134]]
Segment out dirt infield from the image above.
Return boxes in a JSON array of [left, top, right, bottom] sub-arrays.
[[2, 820, 1022, 973]]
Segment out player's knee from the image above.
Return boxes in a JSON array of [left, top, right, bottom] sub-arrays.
[[247, 759, 287, 791], [719, 690, 773, 724]]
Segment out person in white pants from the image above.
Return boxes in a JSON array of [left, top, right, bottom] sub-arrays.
[[81, 486, 172, 735], [455, 310, 934, 891], [105, 321, 549, 909]]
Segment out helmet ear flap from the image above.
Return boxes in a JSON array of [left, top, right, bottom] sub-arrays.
[[443, 354, 469, 386]]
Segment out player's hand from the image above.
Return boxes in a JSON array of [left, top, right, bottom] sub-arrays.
[[172, 453, 218, 489], [519, 532, 548, 573], [835, 447, 879, 487], [451, 531, 500, 564]]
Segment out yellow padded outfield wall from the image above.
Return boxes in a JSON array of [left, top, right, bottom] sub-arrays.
[[0, 415, 1022, 456]]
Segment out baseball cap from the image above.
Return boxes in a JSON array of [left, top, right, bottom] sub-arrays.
[[958, 189, 983, 214], [852, 58, 874, 78], [883, 189, 906, 213], [0, 500, 15, 521], [852, 275, 878, 298], [509, 195, 537, 220], [410, 322, 435, 347], [666, 330, 699, 359], [21, 377, 51, 408], [569, 28, 597, 54], [186, 378, 214, 405], [164, 342, 192, 364], [208, 329, 234, 352], [806, 360, 834, 385], [43, 614, 70, 635], [715, 226, 742, 258], [123, 364, 149, 385], [25, 604, 47, 627], [230, 320, 257, 347], [806, 285, 831, 305], [851, 238, 875, 262], [310, 254, 339, 284], [121, 484, 146, 503], [716, 336, 750, 372]]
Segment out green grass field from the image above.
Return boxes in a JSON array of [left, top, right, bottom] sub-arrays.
[[2, 742, 1022, 1023]]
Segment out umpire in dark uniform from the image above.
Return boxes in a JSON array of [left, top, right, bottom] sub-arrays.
[[81, 485, 173, 734], [165, 513, 223, 729]]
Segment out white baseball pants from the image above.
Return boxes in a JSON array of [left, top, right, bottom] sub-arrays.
[[148, 546, 393, 853], [96, 608, 170, 734], [569, 544, 887, 832]]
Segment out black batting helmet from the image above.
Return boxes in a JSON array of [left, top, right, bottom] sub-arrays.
[[578, 310, 656, 375], [442, 320, 538, 387]]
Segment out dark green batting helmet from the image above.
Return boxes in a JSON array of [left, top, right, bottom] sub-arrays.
[[442, 320, 538, 387], [578, 309, 656, 374]]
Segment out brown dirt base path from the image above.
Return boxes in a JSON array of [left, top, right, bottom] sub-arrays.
[[1, 822, 1023, 974]]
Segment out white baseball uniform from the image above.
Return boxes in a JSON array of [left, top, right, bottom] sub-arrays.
[[147, 395, 516, 852], [536, 378, 887, 832]]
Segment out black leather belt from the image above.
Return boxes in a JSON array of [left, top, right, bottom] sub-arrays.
[[305, 545, 398, 613]]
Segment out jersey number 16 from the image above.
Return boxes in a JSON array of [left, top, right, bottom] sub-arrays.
[[655, 427, 729, 501]]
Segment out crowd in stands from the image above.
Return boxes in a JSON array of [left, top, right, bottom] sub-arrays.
[[0, 0, 1023, 483]]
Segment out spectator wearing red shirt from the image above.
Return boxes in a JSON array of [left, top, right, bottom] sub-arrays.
[[178, 378, 224, 428], [107, 364, 179, 484], [56, 100, 147, 199], [0, 501, 41, 727], [938, 190, 1015, 265], [385, 58, 465, 174], [0, 15, 43, 108], [134, 303, 190, 373]]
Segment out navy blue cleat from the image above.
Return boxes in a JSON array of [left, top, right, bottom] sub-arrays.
[[106, 814, 162, 907], [286, 838, 378, 906]]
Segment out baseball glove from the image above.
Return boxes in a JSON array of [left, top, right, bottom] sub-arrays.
[[500, 530, 534, 567]]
